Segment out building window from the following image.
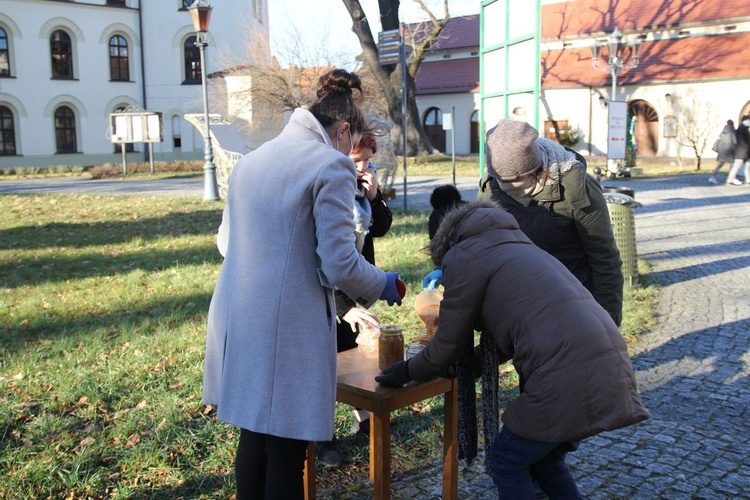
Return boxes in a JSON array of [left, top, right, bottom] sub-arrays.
[[0, 27, 10, 77], [0, 105, 16, 155], [423, 107, 446, 152], [107, 0, 127, 5], [109, 35, 129, 81], [470, 111, 479, 154], [183, 36, 201, 84], [51, 30, 73, 79], [54, 106, 77, 153], [172, 115, 182, 149]]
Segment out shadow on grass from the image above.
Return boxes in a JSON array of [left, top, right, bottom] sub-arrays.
[[0, 290, 213, 355], [0, 244, 221, 289], [0, 210, 222, 251]]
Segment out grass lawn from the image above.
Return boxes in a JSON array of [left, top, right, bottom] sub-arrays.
[[0, 192, 656, 498]]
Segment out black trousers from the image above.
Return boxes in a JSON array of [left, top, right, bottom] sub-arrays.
[[235, 428, 309, 499]]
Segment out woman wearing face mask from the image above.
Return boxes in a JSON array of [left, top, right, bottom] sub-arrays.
[[725, 115, 750, 186], [202, 69, 403, 499], [477, 119, 623, 327], [315, 127, 393, 466]]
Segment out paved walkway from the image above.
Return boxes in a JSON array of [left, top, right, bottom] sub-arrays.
[[3, 173, 749, 497]]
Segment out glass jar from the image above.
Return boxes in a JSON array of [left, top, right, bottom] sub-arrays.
[[378, 325, 404, 371], [405, 342, 425, 361]]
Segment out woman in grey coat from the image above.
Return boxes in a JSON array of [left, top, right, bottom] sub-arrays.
[[202, 69, 403, 499], [377, 200, 648, 499]]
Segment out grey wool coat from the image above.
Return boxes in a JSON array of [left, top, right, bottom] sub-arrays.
[[408, 201, 648, 444], [203, 108, 386, 442]]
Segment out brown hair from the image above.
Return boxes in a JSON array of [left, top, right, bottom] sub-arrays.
[[308, 69, 365, 134], [352, 127, 377, 155]]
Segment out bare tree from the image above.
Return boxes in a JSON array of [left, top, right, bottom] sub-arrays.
[[209, 19, 353, 143], [342, 0, 452, 155], [671, 86, 718, 170]]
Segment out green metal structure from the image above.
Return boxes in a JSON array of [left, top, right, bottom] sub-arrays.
[[479, 0, 542, 176]]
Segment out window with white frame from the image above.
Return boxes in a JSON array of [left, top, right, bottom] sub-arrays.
[[109, 35, 130, 81], [183, 36, 200, 84], [51, 30, 74, 79], [54, 106, 77, 153], [0, 27, 10, 77], [0, 105, 16, 155]]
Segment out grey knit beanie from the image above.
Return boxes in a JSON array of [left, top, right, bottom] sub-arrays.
[[485, 120, 543, 180]]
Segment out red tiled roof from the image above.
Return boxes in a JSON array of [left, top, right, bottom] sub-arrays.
[[410, 15, 479, 50], [542, 0, 750, 38], [415, 58, 480, 95], [542, 31, 750, 88]]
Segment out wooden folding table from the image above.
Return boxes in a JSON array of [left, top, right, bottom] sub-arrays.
[[304, 348, 458, 499]]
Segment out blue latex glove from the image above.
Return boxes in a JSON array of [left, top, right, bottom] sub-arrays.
[[379, 272, 403, 306], [422, 268, 444, 289]]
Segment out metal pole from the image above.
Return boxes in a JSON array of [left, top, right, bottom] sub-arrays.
[[197, 32, 220, 201], [122, 146, 127, 176], [611, 68, 617, 102], [608, 67, 618, 174], [400, 23, 408, 212], [451, 105, 456, 186], [149, 143, 154, 174]]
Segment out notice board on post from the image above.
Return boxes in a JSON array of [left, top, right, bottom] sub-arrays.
[[607, 101, 628, 160], [110, 111, 163, 144], [108, 106, 163, 175]]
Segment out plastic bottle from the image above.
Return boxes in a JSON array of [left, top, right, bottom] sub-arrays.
[[414, 289, 443, 344]]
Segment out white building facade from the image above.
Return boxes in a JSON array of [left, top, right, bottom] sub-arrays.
[[0, 0, 270, 170]]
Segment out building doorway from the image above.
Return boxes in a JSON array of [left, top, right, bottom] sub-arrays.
[[423, 107, 445, 152], [628, 100, 659, 156]]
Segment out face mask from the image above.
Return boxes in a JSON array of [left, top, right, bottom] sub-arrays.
[[498, 174, 545, 206], [743, 120, 750, 127]]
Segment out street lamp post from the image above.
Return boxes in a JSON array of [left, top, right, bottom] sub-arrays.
[[590, 27, 642, 102], [590, 27, 642, 174], [188, 0, 220, 201]]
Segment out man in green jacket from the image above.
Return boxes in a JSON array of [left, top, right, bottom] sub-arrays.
[[478, 119, 623, 326]]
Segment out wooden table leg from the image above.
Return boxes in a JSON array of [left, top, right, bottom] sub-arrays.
[[304, 441, 316, 500], [370, 410, 391, 500], [442, 378, 459, 500]]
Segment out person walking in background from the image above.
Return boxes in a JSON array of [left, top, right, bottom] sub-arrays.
[[477, 119, 624, 326], [316, 127, 393, 467], [726, 115, 750, 186], [377, 200, 649, 499], [202, 69, 403, 499], [709, 120, 736, 184]]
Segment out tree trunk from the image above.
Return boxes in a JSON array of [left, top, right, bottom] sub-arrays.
[[343, 0, 449, 155]]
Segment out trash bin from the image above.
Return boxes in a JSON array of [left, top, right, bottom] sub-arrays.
[[602, 185, 636, 199], [603, 192, 642, 288]]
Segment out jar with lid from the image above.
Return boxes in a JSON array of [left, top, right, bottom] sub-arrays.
[[378, 325, 404, 371]]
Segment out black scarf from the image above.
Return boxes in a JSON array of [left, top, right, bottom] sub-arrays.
[[456, 331, 500, 471]]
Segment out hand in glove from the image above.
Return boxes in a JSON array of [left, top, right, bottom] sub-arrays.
[[375, 360, 411, 387], [379, 272, 404, 306], [422, 268, 443, 289]]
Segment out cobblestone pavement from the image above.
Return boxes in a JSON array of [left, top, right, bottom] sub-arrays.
[[4, 173, 749, 498], [383, 174, 750, 499]]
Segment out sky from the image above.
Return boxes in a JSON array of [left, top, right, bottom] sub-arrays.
[[266, 0, 481, 68]]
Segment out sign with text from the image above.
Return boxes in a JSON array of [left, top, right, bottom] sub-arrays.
[[378, 29, 401, 65], [110, 111, 163, 144], [607, 101, 628, 160]]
